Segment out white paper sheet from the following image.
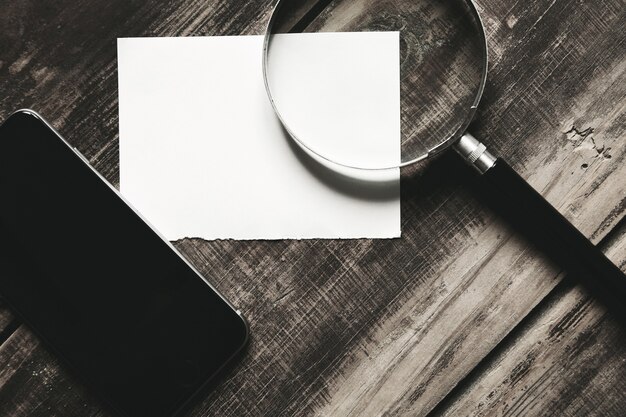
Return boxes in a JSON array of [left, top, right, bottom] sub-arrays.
[[117, 35, 400, 240]]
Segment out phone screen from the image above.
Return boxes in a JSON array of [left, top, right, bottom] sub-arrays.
[[0, 111, 248, 417]]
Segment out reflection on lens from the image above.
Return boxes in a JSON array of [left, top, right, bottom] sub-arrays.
[[265, 0, 486, 169]]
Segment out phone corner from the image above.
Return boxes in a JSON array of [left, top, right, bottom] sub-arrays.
[[235, 309, 251, 352], [2, 108, 42, 127]]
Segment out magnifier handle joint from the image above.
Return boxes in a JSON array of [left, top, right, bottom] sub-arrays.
[[455, 133, 496, 174]]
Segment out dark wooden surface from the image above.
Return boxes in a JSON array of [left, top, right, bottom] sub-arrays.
[[0, 0, 625, 416], [432, 218, 626, 417]]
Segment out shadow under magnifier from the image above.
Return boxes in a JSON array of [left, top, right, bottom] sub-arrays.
[[279, 124, 400, 202]]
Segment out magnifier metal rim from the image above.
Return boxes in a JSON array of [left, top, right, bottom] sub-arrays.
[[262, 0, 489, 170]]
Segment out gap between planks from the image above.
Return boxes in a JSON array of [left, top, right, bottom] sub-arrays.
[[428, 214, 626, 417]]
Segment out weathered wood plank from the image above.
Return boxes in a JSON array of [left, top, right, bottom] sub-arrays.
[[431, 219, 626, 417], [0, 327, 109, 417], [0, 303, 16, 344], [0, 0, 624, 416]]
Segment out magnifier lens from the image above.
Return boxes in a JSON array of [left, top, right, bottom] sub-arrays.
[[265, 0, 486, 170]]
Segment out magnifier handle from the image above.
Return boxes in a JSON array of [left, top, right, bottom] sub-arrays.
[[457, 134, 626, 310]]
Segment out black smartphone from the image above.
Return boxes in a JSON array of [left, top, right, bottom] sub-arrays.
[[0, 110, 249, 417]]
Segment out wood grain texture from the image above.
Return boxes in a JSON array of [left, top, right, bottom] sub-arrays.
[[0, 303, 16, 344], [0, 327, 109, 417], [432, 219, 626, 417], [0, 0, 624, 416]]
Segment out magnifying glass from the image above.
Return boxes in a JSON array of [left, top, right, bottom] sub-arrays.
[[263, 0, 626, 302]]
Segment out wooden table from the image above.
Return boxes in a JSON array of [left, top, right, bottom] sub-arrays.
[[1, 0, 625, 416]]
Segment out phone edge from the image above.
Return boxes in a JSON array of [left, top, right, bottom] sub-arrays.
[[0, 108, 250, 417]]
